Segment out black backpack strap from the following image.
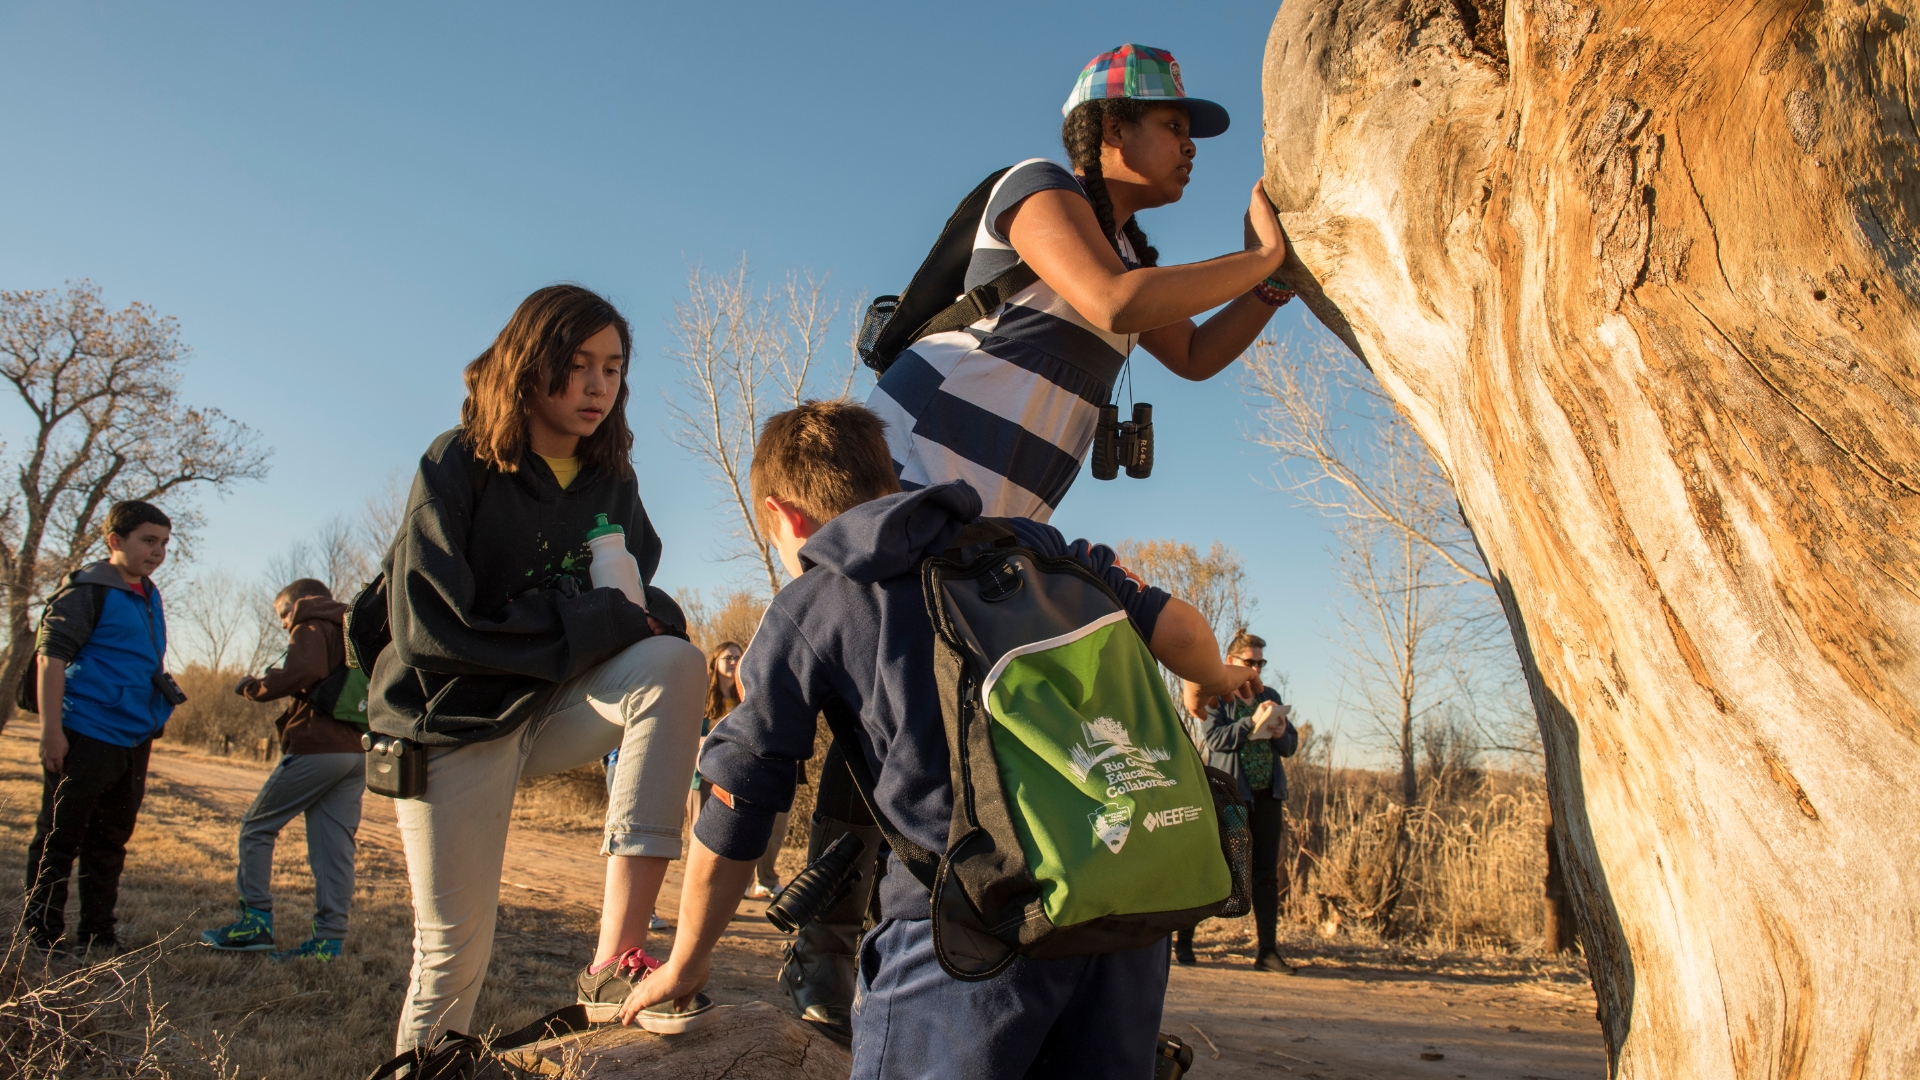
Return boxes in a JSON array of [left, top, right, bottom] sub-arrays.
[[493, 1004, 592, 1050], [819, 697, 940, 893], [939, 518, 1019, 561], [906, 262, 1039, 347], [363, 1033, 481, 1080], [16, 581, 110, 714], [360, 1006, 590, 1080]]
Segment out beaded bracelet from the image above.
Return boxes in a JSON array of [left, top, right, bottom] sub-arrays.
[[1252, 277, 1296, 307]]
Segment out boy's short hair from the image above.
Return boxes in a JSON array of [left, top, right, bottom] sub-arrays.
[[276, 578, 332, 606], [1225, 629, 1265, 658], [750, 400, 900, 531], [105, 500, 171, 538]]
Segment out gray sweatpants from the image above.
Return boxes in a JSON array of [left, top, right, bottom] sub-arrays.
[[392, 635, 705, 1052], [236, 751, 365, 939]]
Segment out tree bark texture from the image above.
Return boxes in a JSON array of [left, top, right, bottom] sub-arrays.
[[1264, 0, 1918, 1075]]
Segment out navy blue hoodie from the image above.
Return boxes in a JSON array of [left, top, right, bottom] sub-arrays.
[[694, 480, 1170, 919]]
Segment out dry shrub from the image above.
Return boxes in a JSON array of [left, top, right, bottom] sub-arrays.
[[0, 732, 593, 1080], [0, 932, 240, 1079], [514, 765, 610, 831], [1282, 764, 1551, 952], [677, 591, 768, 655], [161, 665, 281, 758]]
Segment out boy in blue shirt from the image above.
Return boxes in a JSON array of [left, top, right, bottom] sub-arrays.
[[619, 402, 1253, 1079], [24, 500, 178, 954]]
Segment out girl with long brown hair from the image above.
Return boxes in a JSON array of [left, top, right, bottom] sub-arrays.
[[684, 640, 744, 839], [366, 284, 712, 1056]]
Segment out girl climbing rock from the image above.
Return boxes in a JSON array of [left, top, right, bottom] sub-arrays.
[[867, 42, 1295, 521]]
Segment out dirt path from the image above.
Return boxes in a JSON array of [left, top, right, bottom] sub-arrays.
[[138, 741, 1606, 1080]]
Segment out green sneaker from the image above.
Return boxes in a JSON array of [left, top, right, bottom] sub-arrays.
[[200, 905, 274, 952], [271, 937, 342, 963]]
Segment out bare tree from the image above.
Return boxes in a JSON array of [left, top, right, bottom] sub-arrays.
[[1244, 336, 1489, 589], [1111, 539, 1253, 646], [1111, 539, 1255, 718], [1331, 509, 1468, 808], [676, 588, 768, 656], [0, 282, 270, 726], [236, 492, 405, 673], [169, 570, 253, 671], [662, 260, 861, 597], [1245, 336, 1525, 799]]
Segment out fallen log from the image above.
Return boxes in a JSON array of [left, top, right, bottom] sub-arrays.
[[1262, 0, 1920, 1075], [501, 1002, 851, 1080]]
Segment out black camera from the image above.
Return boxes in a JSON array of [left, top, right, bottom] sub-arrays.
[[1154, 1033, 1195, 1080], [1091, 402, 1154, 481], [151, 669, 188, 707], [766, 831, 866, 934], [363, 733, 427, 799]]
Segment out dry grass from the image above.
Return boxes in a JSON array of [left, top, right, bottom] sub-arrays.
[[1172, 760, 1563, 971], [0, 738, 594, 1080], [161, 666, 282, 760], [1282, 765, 1551, 952]]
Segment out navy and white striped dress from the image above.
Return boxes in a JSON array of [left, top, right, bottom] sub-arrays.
[[867, 159, 1138, 523]]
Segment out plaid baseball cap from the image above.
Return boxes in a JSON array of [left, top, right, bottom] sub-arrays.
[[1062, 44, 1230, 138]]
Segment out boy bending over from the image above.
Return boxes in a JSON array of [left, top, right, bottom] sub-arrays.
[[621, 401, 1252, 1079]]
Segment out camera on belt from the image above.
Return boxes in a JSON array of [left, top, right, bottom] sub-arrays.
[[1092, 402, 1153, 482]]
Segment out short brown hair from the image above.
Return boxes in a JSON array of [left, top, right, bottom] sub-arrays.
[[105, 500, 170, 538], [1226, 629, 1265, 658], [460, 284, 634, 479], [276, 578, 332, 606], [750, 401, 899, 533]]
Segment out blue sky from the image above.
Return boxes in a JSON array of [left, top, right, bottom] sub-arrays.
[[0, 2, 1369, 748]]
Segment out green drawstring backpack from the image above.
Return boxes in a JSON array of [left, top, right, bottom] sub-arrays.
[[822, 520, 1252, 981]]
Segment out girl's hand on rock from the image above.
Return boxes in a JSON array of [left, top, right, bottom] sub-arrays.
[[1246, 180, 1287, 271]]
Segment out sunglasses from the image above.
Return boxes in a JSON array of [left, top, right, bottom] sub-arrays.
[[1231, 656, 1267, 669]]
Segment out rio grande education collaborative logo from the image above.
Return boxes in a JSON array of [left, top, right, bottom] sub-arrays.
[[1066, 717, 1176, 798]]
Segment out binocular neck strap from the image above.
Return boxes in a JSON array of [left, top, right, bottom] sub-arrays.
[[819, 697, 940, 893]]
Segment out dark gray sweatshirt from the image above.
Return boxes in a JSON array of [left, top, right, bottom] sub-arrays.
[[367, 428, 660, 746]]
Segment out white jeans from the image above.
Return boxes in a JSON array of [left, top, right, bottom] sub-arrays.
[[391, 635, 705, 1051]]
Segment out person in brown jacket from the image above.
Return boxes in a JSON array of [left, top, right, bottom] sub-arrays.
[[198, 578, 365, 962]]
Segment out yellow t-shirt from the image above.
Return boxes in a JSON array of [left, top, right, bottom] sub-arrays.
[[538, 454, 580, 490]]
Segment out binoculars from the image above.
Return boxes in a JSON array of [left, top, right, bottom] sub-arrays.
[[766, 831, 866, 934], [1091, 402, 1154, 481]]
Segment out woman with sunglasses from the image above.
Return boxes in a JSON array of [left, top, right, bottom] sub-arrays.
[[1183, 629, 1297, 973]]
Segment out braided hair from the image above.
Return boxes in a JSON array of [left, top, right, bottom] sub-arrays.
[[1060, 99, 1161, 268]]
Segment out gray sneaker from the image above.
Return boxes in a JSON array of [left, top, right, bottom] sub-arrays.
[[633, 993, 719, 1034], [576, 949, 660, 1023]]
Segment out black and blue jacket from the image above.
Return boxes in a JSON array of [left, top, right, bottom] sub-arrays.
[[694, 480, 1171, 919], [34, 561, 173, 747]]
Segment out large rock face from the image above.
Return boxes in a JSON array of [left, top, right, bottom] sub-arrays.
[[504, 1003, 851, 1079], [1262, 0, 1920, 1075]]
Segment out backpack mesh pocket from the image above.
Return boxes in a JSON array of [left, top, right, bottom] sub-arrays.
[[857, 296, 899, 373], [1206, 767, 1253, 918]]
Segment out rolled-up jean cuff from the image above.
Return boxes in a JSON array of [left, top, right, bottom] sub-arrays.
[[603, 826, 682, 859]]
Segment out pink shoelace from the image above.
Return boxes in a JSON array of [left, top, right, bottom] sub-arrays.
[[590, 947, 663, 978]]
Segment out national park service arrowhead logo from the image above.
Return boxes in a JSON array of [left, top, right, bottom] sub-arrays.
[[1089, 801, 1133, 853]]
